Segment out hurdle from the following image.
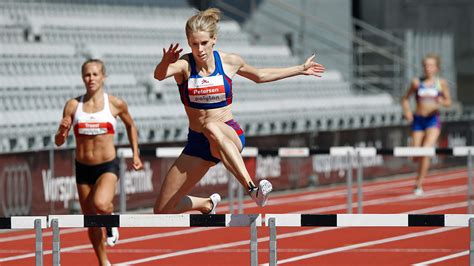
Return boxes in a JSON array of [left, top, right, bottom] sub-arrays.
[[48, 214, 262, 266], [118, 146, 474, 215], [0, 216, 48, 266], [265, 214, 474, 266]]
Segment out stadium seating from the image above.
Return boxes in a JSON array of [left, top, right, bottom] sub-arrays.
[[0, 1, 399, 152]]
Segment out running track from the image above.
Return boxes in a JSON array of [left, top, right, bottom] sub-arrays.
[[0, 168, 470, 265]]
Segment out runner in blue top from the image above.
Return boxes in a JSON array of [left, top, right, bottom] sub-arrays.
[[153, 7, 325, 214], [402, 53, 452, 196]]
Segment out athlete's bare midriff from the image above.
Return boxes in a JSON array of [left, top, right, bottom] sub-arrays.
[[75, 134, 116, 165], [415, 102, 440, 117], [186, 104, 233, 132]]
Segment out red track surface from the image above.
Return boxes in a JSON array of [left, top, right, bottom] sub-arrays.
[[0, 168, 469, 265]]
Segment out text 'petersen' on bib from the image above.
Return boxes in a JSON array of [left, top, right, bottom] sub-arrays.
[[188, 76, 226, 104]]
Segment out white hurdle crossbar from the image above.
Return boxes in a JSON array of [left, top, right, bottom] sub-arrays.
[[265, 214, 474, 266], [0, 216, 48, 266], [48, 214, 262, 266]]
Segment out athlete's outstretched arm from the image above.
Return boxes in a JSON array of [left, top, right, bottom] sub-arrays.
[[55, 98, 77, 147], [113, 96, 143, 170], [235, 54, 325, 83], [154, 43, 186, 81]]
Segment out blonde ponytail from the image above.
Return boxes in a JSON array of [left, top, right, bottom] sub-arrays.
[[185, 8, 221, 38]]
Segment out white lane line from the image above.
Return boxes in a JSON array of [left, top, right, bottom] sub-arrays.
[[0, 227, 216, 262], [412, 250, 469, 265], [51, 247, 464, 254], [116, 227, 335, 265], [410, 202, 467, 214], [0, 228, 85, 243], [292, 185, 466, 214], [219, 171, 467, 212], [261, 201, 469, 265], [270, 228, 459, 265]]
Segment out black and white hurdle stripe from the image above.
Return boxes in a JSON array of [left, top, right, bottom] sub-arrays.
[[264, 214, 474, 266], [0, 216, 47, 229], [265, 214, 474, 227], [48, 214, 262, 227], [3, 214, 473, 266]]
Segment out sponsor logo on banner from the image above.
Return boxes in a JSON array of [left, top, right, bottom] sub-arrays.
[[118, 161, 154, 194], [312, 155, 384, 178], [448, 133, 467, 147], [256, 156, 281, 180], [42, 169, 78, 209], [197, 156, 281, 187], [198, 164, 229, 186], [1, 163, 33, 216]]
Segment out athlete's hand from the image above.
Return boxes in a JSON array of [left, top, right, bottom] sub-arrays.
[[162, 43, 183, 64], [58, 116, 72, 137], [302, 54, 325, 77], [132, 156, 143, 171]]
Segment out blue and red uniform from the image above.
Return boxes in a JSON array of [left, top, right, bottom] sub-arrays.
[[178, 51, 245, 163], [412, 77, 443, 131]]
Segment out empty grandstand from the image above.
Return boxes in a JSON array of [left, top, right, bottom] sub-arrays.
[[0, 0, 405, 153], [1, 2, 474, 265]]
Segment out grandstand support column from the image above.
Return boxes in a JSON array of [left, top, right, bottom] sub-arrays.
[[49, 135, 55, 214], [346, 152, 353, 214], [468, 151, 473, 214], [356, 151, 363, 214], [470, 218, 474, 265]]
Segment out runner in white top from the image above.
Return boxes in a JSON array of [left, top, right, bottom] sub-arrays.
[[55, 59, 143, 266]]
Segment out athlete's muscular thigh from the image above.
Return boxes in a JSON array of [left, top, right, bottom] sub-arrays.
[[203, 122, 242, 159], [412, 131, 425, 147], [155, 154, 214, 212], [422, 127, 440, 147], [77, 184, 95, 214]]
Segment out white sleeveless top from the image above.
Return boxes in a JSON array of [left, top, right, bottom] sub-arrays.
[[73, 93, 117, 136]]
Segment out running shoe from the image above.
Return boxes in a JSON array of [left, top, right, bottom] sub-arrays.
[[209, 193, 221, 214], [414, 187, 424, 196], [106, 227, 119, 247], [250, 179, 273, 207]]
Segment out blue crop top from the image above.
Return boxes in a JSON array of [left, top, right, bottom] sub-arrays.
[[178, 51, 233, 109], [416, 77, 443, 103]]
